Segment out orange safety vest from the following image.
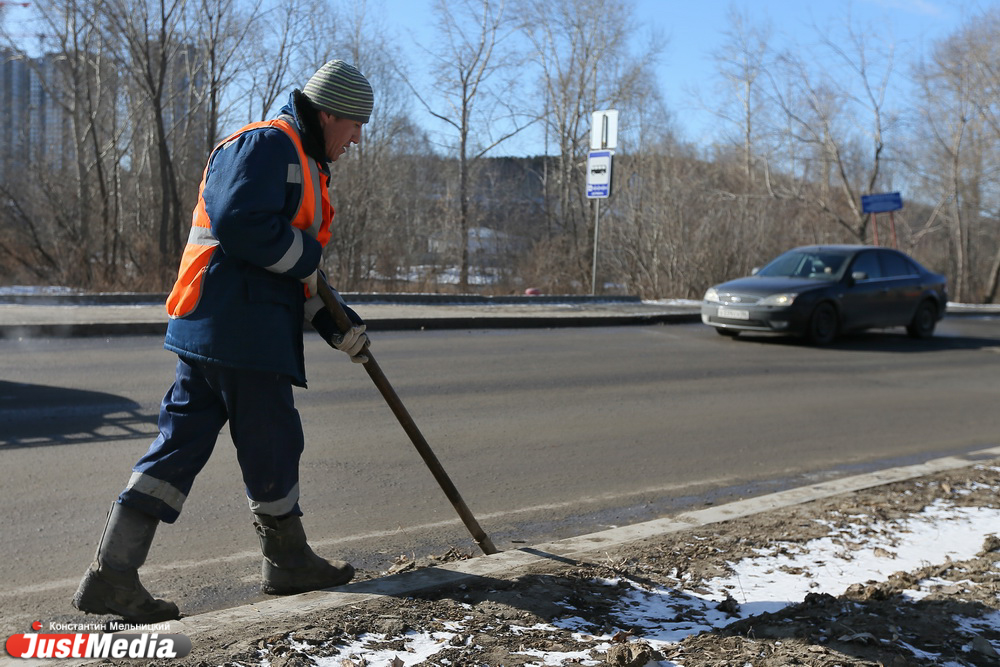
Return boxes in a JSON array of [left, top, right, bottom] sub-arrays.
[[166, 116, 332, 318]]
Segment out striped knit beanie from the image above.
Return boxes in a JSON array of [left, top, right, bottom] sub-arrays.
[[302, 60, 374, 123]]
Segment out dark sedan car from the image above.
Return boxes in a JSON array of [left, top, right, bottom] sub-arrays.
[[701, 245, 948, 344]]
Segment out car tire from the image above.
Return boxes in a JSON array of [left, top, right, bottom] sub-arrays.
[[806, 302, 838, 345], [716, 328, 740, 338], [906, 300, 937, 339]]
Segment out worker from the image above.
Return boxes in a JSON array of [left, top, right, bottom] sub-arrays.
[[72, 60, 374, 623]]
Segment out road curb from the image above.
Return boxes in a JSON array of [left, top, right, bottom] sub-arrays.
[[368, 312, 702, 331], [0, 323, 169, 339], [0, 312, 702, 339], [0, 293, 643, 306], [145, 444, 1000, 657]]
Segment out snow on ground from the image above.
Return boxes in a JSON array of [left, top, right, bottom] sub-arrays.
[[641, 299, 703, 307], [279, 496, 1000, 667], [0, 285, 79, 295]]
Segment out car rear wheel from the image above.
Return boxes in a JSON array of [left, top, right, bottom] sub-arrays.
[[716, 328, 740, 338], [806, 302, 838, 345], [906, 300, 937, 339]]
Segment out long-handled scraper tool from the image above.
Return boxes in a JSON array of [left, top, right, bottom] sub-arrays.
[[317, 281, 499, 555]]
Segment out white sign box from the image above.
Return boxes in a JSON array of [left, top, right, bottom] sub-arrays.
[[591, 109, 619, 150]]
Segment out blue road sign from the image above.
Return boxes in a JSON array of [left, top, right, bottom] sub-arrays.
[[586, 181, 610, 198], [586, 150, 612, 199], [861, 192, 903, 213]]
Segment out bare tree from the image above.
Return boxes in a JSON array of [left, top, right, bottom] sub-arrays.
[[762, 15, 898, 244], [0, 0, 133, 287], [712, 6, 772, 188], [911, 8, 1000, 302], [186, 0, 256, 151], [516, 0, 661, 291], [237, 0, 338, 124], [321, 2, 439, 291], [403, 0, 531, 288], [100, 0, 192, 280]]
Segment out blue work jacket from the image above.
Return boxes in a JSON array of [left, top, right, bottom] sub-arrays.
[[164, 94, 332, 387]]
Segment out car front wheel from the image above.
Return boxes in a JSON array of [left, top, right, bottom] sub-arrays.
[[906, 300, 937, 339], [806, 302, 838, 345]]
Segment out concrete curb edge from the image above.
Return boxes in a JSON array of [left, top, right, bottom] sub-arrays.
[[157, 444, 1000, 647]]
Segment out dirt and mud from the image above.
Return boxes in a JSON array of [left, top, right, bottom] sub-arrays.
[[74, 460, 1000, 666]]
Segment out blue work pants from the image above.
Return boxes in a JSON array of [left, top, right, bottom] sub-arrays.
[[118, 357, 304, 523]]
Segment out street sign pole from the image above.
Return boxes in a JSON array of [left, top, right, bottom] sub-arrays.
[[591, 199, 601, 295], [861, 192, 903, 248], [588, 110, 618, 295], [586, 149, 613, 295]]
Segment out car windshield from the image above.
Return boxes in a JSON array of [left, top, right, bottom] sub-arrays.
[[756, 250, 848, 281]]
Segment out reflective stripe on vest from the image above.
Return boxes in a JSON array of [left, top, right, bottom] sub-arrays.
[[166, 116, 331, 319]]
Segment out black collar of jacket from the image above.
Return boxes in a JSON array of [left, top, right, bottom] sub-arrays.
[[292, 89, 330, 164]]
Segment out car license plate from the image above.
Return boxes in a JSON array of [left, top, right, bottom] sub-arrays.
[[718, 307, 750, 320]]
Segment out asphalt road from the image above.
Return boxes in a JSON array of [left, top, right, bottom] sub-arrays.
[[3, 317, 1000, 634]]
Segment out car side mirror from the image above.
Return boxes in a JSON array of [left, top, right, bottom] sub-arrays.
[[849, 271, 868, 285]]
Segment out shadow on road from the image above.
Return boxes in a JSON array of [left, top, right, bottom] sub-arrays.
[[0, 380, 157, 449]]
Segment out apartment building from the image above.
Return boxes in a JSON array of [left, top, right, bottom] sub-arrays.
[[0, 47, 68, 182]]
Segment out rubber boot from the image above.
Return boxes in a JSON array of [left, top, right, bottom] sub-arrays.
[[72, 502, 180, 623], [253, 513, 354, 595]]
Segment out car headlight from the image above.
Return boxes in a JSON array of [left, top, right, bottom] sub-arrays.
[[704, 288, 720, 303], [759, 293, 797, 306]]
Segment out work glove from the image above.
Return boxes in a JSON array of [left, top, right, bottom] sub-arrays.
[[304, 281, 370, 364], [331, 324, 369, 363]]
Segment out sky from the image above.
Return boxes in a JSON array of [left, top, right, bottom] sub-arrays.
[[2, 0, 993, 154], [375, 0, 991, 155], [268, 485, 1000, 665]]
